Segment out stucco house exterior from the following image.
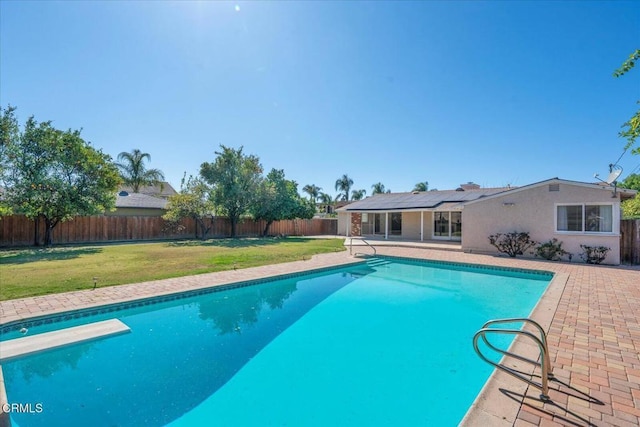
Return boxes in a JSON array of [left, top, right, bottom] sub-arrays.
[[337, 178, 636, 264]]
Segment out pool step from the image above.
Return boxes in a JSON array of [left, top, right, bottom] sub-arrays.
[[0, 319, 131, 362], [366, 258, 391, 267]]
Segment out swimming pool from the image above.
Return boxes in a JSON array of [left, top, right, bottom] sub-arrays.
[[1, 257, 552, 426]]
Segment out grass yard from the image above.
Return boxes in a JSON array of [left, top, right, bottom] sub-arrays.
[[0, 237, 346, 301]]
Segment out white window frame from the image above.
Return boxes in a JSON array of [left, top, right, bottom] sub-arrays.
[[554, 203, 616, 235]]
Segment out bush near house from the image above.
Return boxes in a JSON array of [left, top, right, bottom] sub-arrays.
[[488, 232, 537, 258], [579, 245, 610, 264], [535, 238, 571, 261]]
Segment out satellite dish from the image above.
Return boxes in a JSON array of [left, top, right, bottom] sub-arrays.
[[604, 165, 623, 184], [594, 164, 623, 185]]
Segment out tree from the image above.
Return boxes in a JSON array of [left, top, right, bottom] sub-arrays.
[[318, 192, 335, 214], [371, 182, 390, 195], [622, 196, 640, 219], [619, 174, 640, 218], [335, 174, 353, 201], [116, 149, 165, 193], [251, 169, 315, 236], [0, 106, 18, 218], [614, 49, 640, 153], [619, 173, 640, 191], [163, 174, 216, 240], [302, 184, 322, 202], [1, 108, 121, 245], [351, 189, 366, 200], [413, 181, 429, 192], [200, 145, 262, 238]]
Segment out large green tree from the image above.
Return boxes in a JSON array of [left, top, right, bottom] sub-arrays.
[[335, 174, 354, 201], [1, 107, 121, 245], [614, 49, 640, 153], [163, 174, 216, 240], [251, 169, 315, 236], [116, 149, 165, 192], [200, 145, 263, 237]]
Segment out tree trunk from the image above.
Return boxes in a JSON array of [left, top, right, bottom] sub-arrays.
[[33, 216, 40, 246], [230, 218, 237, 238], [263, 220, 273, 237], [196, 218, 211, 241], [44, 218, 54, 246]]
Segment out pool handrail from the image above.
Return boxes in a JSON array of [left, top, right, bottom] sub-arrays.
[[473, 317, 554, 401], [349, 237, 377, 257]]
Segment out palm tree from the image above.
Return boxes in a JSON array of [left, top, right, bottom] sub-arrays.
[[351, 189, 366, 201], [318, 192, 335, 214], [413, 181, 429, 192], [335, 174, 354, 201], [302, 184, 322, 202], [371, 182, 388, 195], [116, 149, 165, 193]]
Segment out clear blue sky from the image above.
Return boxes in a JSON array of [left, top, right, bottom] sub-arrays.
[[1, 1, 639, 197]]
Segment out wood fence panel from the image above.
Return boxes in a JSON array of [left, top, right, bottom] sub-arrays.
[[0, 215, 339, 247], [621, 219, 640, 265]]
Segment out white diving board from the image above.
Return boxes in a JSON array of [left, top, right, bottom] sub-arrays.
[[0, 319, 130, 363]]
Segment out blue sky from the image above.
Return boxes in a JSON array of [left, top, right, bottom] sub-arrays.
[[1, 1, 639, 197]]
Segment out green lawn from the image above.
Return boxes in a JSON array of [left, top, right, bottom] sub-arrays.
[[0, 238, 346, 301]]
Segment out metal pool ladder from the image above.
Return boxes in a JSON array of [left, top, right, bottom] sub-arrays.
[[473, 318, 554, 401]]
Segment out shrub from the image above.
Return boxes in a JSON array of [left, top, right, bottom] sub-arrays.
[[579, 245, 610, 264], [488, 232, 537, 258], [535, 238, 571, 261]]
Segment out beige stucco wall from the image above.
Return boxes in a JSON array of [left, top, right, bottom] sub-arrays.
[[337, 212, 349, 235], [401, 212, 422, 240], [462, 183, 622, 264]]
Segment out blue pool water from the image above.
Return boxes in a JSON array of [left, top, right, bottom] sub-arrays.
[[1, 258, 551, 426]]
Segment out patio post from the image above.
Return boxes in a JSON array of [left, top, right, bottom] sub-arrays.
[[385, 212, 389, 239], [421, 210, 424, 241]]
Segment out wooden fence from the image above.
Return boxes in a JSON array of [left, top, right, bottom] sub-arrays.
[[621, 219, 640, 265], [0, 215, 339, 247]]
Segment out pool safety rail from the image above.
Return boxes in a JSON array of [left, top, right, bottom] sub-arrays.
[[349, 237, 377, 257], [473, 318, 554, 401]]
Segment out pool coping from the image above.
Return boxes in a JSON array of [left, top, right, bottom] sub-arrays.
[[0, 251, 561, 427]]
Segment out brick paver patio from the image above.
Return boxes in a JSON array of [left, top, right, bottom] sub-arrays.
[[1, 245, 639, 426]]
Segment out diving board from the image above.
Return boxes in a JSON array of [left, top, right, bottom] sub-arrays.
[[0, 319, 130, 362]]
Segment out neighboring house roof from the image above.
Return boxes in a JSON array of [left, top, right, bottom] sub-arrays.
[[120, 182, 177, 199], [115, 192, 168, 209], [338, 187, 511, 212]]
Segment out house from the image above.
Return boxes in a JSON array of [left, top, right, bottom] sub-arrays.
[[106, 182, 177, 217], [337, 178, 636, 264]]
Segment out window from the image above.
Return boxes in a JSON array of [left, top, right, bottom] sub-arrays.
[[390, 213, 402, 235], [556, 204, 613, 233]]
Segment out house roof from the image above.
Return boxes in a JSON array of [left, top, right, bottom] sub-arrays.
[[115, 192, 168, 209], [120, 182, 177, 199], [338, 187, 511, 212], [462, 178, 637, 205], [338, 177, 637, 213]]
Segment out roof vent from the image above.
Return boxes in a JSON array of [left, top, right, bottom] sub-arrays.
[[412, 191, 419, 195], [119, 191, 129, 196], [548, 184, 559, 192]]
